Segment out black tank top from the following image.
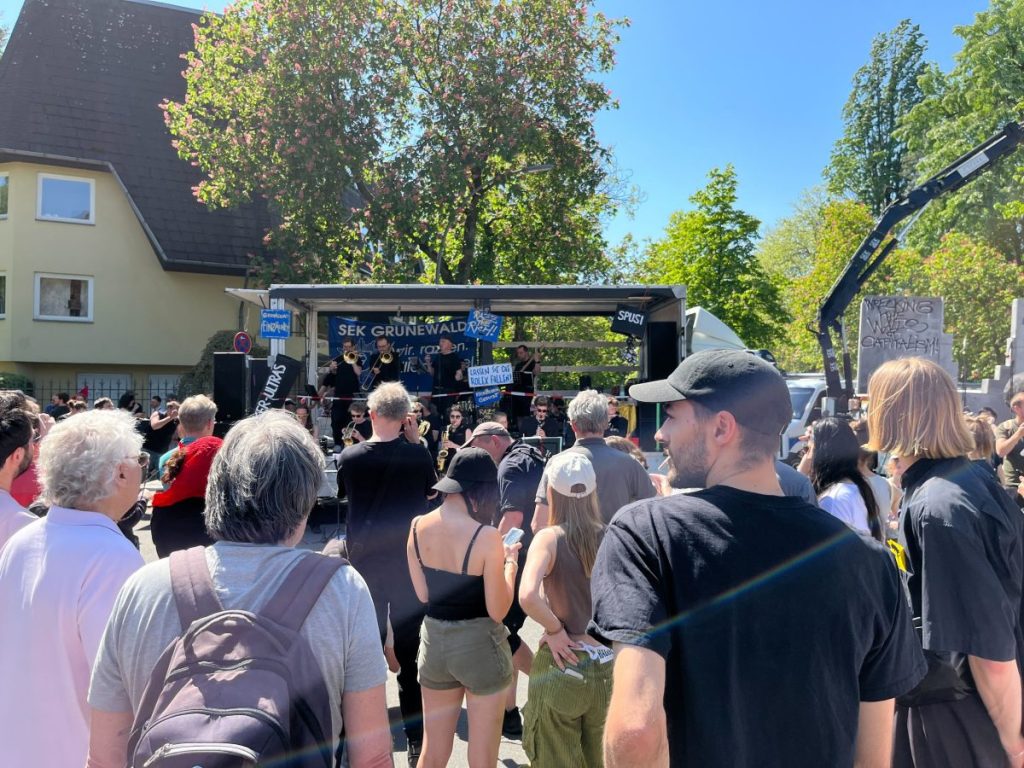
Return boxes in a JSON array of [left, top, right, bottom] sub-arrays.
[[413, 520, 489, 621]]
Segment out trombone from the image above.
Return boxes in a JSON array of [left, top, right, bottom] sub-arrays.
[[342, 350, 360, 365]]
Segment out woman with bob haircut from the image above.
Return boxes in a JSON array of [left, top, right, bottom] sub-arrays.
[[799, 417, 882, 540], [519, 451, 610, 768], [407, 447, 520, 768], [867, 357, 1024, 768]]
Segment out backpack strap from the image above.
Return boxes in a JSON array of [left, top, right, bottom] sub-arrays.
[[170, 546, 223, 632], [262, 553, 345, 632]]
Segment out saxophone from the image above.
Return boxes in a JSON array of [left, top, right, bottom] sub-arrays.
[[436, 425, 452, 472]]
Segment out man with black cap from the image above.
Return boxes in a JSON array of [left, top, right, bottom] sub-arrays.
[[590, 349, 926, 768]]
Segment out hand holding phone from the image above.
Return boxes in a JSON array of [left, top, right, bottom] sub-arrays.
[[503, 528, 524, 547]]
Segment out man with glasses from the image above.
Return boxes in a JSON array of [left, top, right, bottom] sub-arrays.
[[519, 396, 559, 439], [348, 402, 373, 442], [0, 410, 145, 768], [996, 374, 1024, 507]]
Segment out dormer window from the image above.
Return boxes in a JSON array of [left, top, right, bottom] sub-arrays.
[[0, 174, 8, 218], [37, 173, 94, 224]]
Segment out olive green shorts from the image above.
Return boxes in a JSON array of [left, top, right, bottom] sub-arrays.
[[417, 615, 514, 696]]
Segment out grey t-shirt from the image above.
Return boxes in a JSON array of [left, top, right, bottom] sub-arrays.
[[775, 460, 818, 506], [88, 542, 386, 745], [536, 437, 656, 523]]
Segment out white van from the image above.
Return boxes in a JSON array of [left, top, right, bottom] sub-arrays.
[[782, 376, 827, 457]]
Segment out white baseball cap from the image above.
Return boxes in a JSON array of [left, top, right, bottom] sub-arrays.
[[546, 451, 597, 498]]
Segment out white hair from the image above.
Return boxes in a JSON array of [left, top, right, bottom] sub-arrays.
[[567, 390, 610, 435], [367, 382, 411, 422], [39, 409, 143, 510]]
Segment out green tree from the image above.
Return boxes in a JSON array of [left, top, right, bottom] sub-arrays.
[[899, 0, 1024, 262], [773, 199, 923, 372], [165, 0, 626, 285], [825, 19, 927, 215], [757, 186, 830, 282], [642, 166, 787, 349], [920, 232, 1024, 380]]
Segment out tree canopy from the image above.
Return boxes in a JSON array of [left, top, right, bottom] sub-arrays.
[[165, 0, 627, 285], [899, 0, 1024, 262], [825, 19, 927, 215], [641, 166, 787, 350]]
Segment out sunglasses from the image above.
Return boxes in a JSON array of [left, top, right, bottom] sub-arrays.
[[450, 413, 462, 418], [128, 452, 148, 468], [350, 413, 366, 419], [536, 409, 548, 415]]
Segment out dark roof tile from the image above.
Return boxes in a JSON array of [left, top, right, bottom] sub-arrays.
[[0, 0, 270, 275]]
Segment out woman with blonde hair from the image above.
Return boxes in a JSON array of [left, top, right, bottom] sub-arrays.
[[519, 451, 610, 768], [868, 357, 1024, 768]]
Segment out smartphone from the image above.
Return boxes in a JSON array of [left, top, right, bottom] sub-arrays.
[[503, 528, 524, 547]]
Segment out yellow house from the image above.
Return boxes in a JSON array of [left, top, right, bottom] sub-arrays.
[[0, 0, 273, 401]]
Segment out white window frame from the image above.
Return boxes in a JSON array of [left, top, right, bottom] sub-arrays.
[[36, 172, 95, 225], [33, 272, 95, 323], [0, 173, 8, 220], [0, 273, 7, 319]]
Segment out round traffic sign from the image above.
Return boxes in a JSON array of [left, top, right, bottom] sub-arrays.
[[233, 331, 253, 354]]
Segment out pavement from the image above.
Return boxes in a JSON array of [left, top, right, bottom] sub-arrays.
[[135, 484, 537, 767]]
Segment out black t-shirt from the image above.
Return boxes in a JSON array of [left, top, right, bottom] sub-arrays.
[[605, 415, 629, 437], [368, 351, 401, 386], [900, 457, 1024, 668], [351, 418, 373, 441], [590, 487, 926, 768], [143, 417, 178, 453], [497, 442, 546, 549], [323, 362, 360, 399], [50, 404, 70, 420], [431, 352, 462, 395], [338, 438, 436, 563], [518, 415, 559, 439]]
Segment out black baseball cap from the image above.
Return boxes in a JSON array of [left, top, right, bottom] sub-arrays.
[[433, 447, 498, 493], [629, 349, 791, 436]]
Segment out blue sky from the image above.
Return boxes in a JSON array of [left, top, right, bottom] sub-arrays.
[[0, 0, 987, 246]]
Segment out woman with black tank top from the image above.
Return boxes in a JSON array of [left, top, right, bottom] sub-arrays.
[[519, 451, 610, 768], [406, 447, 520, 768]]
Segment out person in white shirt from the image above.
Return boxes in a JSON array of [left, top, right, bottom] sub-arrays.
[[0, 408, 35, 550], [0, 410, 145, 767], [799, 417, 884, 541]]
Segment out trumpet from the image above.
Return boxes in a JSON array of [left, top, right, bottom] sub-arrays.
[[436, 425, 452, 471], [342, 421, 356, 447], [343, 350, 359, 365]]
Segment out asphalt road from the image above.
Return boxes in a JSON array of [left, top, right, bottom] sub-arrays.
[[135, 494, 537, 767]]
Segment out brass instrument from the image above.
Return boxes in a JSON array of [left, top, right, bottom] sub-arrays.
[[418, 419, 431, 438], [343, 350, 359, 365], [342, 420, 356, 447], [436, 425, 452, 471], [380, 350, 394, 365]]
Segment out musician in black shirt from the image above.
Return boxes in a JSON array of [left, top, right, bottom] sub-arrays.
[[367, 335, 401, 389], [506, 345, 540, 426], [319, 339, 362, 446], [518, 396, 559, 439], [425, 333, 465, 421]]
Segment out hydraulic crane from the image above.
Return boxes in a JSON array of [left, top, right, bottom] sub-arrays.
[[812, 121, 1024, 413]]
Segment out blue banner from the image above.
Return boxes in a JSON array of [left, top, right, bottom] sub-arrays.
[[474, 387, 503, 407], [466, 309, 504, 343], [327, 316, 475, 394]]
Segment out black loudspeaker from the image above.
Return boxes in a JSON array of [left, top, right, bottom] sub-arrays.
[[579, 375, 592, 390], [645, 321, 679, 381], [249, 357, 269, 408], [213, 352, 248, 422]]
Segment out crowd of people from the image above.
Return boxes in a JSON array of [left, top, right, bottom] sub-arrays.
[[0, 350, 1022, 767]]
